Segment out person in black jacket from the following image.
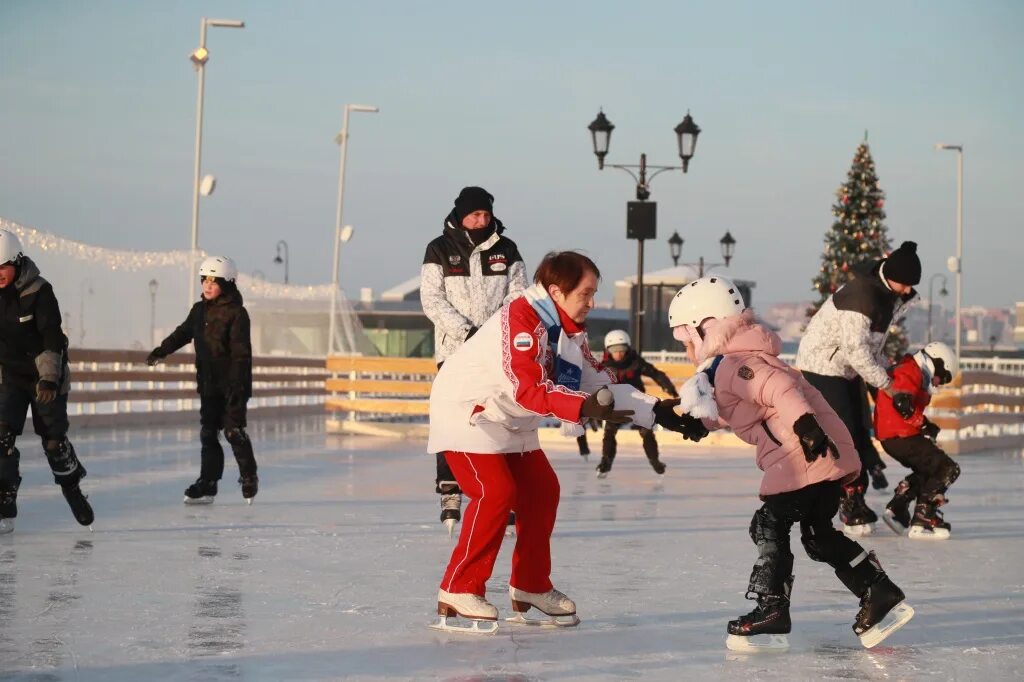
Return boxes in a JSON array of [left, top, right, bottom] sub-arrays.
[[0, 228, 93, 533], [147, 256, 258, 504], [595, 330, 680, 477]]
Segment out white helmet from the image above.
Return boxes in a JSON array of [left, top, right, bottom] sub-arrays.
[[0, 228, 24, 266], [917, 341, 957, 384], [668, 275, 746, 329], [199, 255, 238, 282], [604, 329, 631, 351]]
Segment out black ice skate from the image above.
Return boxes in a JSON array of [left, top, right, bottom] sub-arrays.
[[61, 483, 94, 528], [883, 481, 914, 535], [869, 464, 889, 490], [184, 478, 218, 505], [726, 580, 792, 652], [650, 459, 667, 476], [440, 493, 462, 537], [595, 457, 612, 479], [908, 500, 951, 541], [0, 478, 19, 535], [853, 574, 914, 648], [840, 486, 876, 537], [239, 475, 258, 505]]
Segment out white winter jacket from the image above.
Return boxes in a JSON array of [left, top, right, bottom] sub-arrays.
[[427, 295, 616, 454]]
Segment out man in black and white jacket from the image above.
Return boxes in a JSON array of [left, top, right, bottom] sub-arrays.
[[796, 241, 921, 534], [420, 186, 528, 532]]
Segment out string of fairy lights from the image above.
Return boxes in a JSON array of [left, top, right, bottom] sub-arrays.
[[1, 217, 341, 301]]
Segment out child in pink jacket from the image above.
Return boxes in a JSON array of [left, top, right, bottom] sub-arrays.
[[671, 276, 913, 651]]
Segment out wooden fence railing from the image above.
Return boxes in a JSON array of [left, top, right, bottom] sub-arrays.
[[930, 370, 1024, 454], [325, 356, 1024, 454], [67, 349, 328, 427]]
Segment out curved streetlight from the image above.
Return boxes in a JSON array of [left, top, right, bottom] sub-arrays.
[[927, 273, 949, 343], [935, 143, 964, 364], [148, 279, 159, 346], [273, 240, 289, 284], [188, 16, 245, 306]]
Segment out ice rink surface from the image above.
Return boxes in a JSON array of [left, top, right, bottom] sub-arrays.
[[2, 416, 1022, 681]]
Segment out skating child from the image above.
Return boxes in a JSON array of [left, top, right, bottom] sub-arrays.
[[147, 256, 258, 504], [0, 228, 93, 534], [874, 342, 960, 540], [596, 330, 679, 477], [671, 275, 913, 650]]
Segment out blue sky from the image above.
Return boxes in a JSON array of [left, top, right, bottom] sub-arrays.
[[1, 0, 1021, 310]]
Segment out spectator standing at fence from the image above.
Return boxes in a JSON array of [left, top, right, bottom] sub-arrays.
[[147, 256, 258, 505], [0, 227, 93, 534], [420, 186, 528, 535]]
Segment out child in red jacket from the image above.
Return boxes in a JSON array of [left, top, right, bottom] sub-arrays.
[[873, 342, 960, 540]]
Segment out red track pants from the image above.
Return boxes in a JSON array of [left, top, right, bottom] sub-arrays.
[[440, 449, 560, 596]]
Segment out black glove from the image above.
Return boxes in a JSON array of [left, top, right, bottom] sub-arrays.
[[586, 418, 601, 432], [36, 379, 58, 405], [652, 399, 709, 441], [580, 391, 634, 425], [921, 418, 940, 442], [792, 413, 839, 463], [146, 349, 164, 366], [892, 392, 915, 420], [465, 326, 478, 341]]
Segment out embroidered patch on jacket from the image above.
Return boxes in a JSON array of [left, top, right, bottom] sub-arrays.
[[738, 365, 755, 380], [513, 332, 534, 352]]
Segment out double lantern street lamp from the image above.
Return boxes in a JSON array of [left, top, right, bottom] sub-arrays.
[[667, 230, 736, 277], [588, 109, 701, 353]]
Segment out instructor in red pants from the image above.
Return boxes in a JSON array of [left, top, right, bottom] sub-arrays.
[[427, 252, 637, 631]]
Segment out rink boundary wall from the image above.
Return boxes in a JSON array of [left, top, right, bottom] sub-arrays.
[[65, 349, 327, 429], [324, 355, 1024, 454]]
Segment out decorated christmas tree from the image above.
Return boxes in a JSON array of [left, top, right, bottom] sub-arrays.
[[808, 137, 908, 359]]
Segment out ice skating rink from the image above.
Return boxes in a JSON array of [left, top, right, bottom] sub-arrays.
[[2, 417, 1022, 681]]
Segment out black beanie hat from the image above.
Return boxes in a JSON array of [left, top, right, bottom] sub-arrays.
[[454, 186, 494, 223], [883, 241, 922, 286]]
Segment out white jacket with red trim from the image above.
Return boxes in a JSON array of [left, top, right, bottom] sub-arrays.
[[427, 295, 615, 454]]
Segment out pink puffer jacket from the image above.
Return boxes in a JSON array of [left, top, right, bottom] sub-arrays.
[[696, 311, 860, 497]]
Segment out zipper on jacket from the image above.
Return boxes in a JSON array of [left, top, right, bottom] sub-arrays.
[[761, 421, 782, 447]]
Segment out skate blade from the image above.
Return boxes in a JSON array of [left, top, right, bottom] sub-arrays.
[[882, 511, 908, 536], [506, 612, 580, 627], [183, 495, 215, 505], [429, 615, 498, 635], [908, 526, 950, 541], [843, 523, 874, 537], [0, 519, 14, 535], [859, 602, 914, 648], [444, 518, 456, 537], [725, 633, 789, 652], [596, 471, 608, 479], [246, 498, 253, 506]]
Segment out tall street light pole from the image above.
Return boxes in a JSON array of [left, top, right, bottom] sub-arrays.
[[188, 17, 245, 306], [935, 143, 964, 364], [587, 110, 701, 354], [329, 104, 378, 356]]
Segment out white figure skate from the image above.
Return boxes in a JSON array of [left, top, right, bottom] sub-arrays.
[[429, 590, 498, 634], [506, 586, 580, 627]]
